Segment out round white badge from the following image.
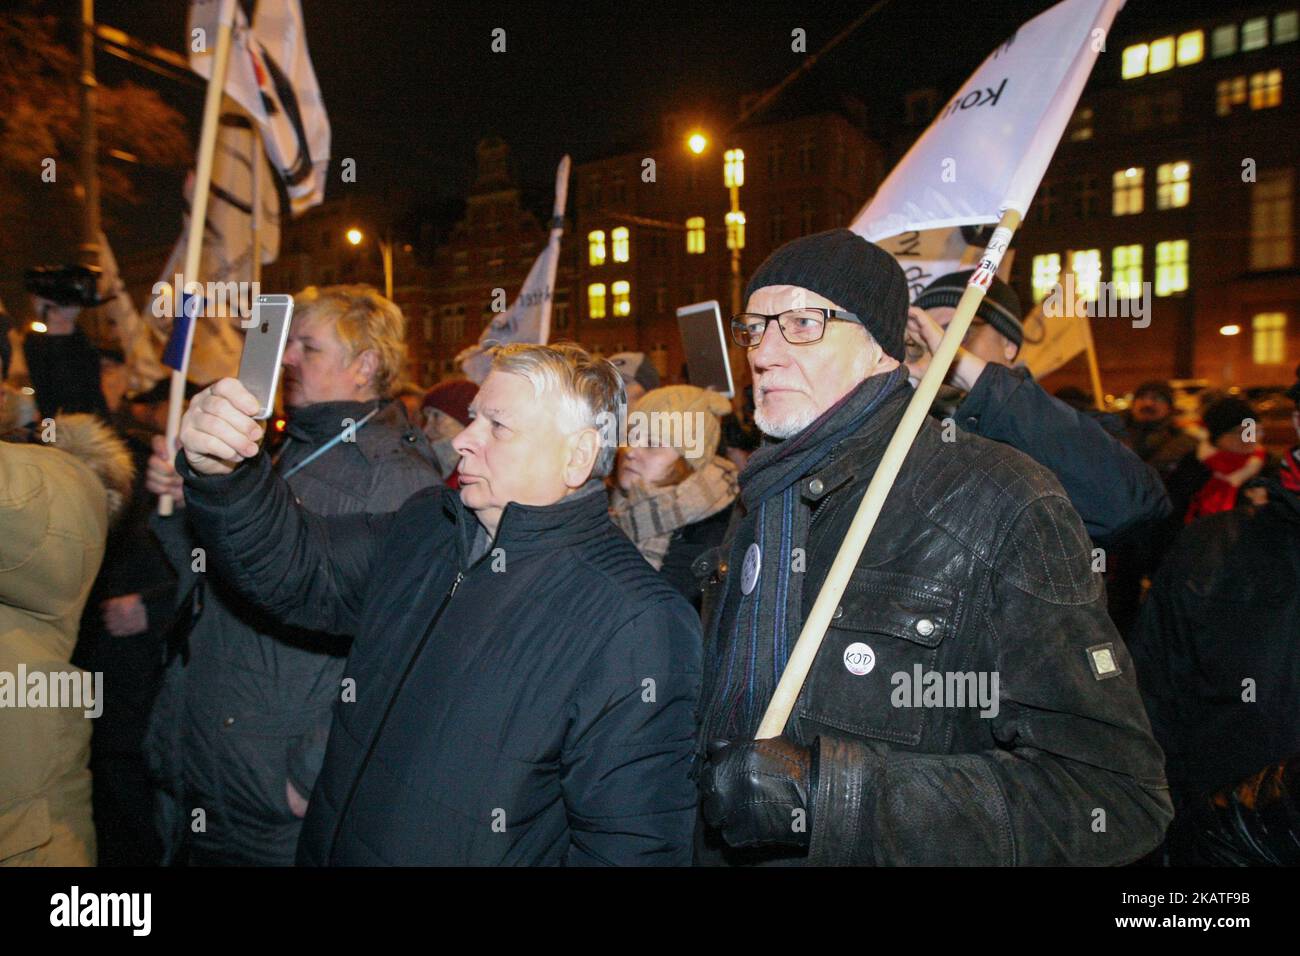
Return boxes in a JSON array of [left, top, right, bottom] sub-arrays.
[[843, 642, 876, 676], [741, 543, 761, 595]]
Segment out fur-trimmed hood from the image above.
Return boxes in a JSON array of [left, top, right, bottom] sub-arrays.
[[12, 412, 136, 524]]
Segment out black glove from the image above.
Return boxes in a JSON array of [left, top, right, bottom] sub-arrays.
[[700, 736, 814, 849]]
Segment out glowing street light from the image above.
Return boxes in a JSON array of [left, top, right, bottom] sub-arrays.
[[344, 226, 393, 298], [1219, 324, 1241, 336], [686, 131, 708, 155]]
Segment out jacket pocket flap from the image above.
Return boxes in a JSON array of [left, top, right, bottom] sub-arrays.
[[0, 796, 52, 863], [832, 569, 958, 648]]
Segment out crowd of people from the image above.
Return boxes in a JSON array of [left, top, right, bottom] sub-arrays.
[[1, 228, 1297, 866]]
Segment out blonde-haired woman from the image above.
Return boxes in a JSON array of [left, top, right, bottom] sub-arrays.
[[610, 385, 739, 606]]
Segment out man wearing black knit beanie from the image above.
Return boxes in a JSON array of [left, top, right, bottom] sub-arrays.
[[697, 229, 1172, 867]]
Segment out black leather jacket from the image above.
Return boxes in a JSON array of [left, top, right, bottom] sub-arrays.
[[698, 387, 1173, 865]]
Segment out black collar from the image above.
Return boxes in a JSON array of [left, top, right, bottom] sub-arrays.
[[284, 398, 384, 444], [443, 478, 612, 560]]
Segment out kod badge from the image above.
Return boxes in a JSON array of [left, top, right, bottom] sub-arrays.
[[741, 543, 761, 595], [843, 642, 875, 676]]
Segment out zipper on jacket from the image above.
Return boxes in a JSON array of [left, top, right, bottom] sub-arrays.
[[326, 569, 464, 863]]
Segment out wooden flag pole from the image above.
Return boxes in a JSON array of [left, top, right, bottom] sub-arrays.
[[1079, 311, 1106, 411], [755, 208, 1023, 740], [159, 0, 237, 515]]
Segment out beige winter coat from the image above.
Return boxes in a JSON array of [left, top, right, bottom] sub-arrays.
[[0, 413, 132, 866]]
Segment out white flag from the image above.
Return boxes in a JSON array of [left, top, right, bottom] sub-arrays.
[[189, 0, 330, 214], [457, 157, 571, 384], [1017, 294, 1088, 379], [852, 0, 1124, 241], [147, 116, 282, 386], [879, 228, 975, 303]]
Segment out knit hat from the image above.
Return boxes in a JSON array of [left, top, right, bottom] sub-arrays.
[[745, 228, 910, 361], [631, 385, 732, 471], [1133, 379, 1174, 406], [914, 270, 1024, 349], [421, 379, 478, 427], [1202, 397, 1255, 442], [608, 352, 660, 393]]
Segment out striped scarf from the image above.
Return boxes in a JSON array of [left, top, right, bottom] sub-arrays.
[[699, 368, 910, 742], [609, 456, 740, 569]]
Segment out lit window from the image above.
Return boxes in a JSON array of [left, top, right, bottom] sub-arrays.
[[588, 283, 606, 319], [1218, 76, 1249, 115], [1113, 167, 1144, 215], [1154, 240, 1189, 296], [726, 211, 746, 250], [611, 227, 629, 263], [1252, 313, 1287, 364], [612, 280, 631, 317], [1148, 36, 1175, 73], [1212, 24, 1237, 57], [1251, 169, 1295, 270], [1277, 11, 1299, 44], [1242, 17, 1268, 51], [588, 230, 606, 266], [1177, 30, 1204, 65], [1112, 245, 1144, 298], [1250, 69, 1283, 109], [685, 216, 705, 254], [1156, 162, 1191, 209], [1032, 253, 1061, 304], [1122, 43, 1149, 79], [1070, 249, 1102, 302], [724, 149, 745, 188]]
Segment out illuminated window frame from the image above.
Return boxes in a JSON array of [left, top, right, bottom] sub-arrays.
[[1070, 249, 1102, 302], [1112, 245, 1143, 298], [588, 282, 607, 319], [1148, 36, 1175, 73], [611, 227, 629, 263], [1250, 70, 1283, 110], [685, 216, 705, 254], [1242, 16, 1268, 51], [1252, 312, 1287, 364], [1113, 167, 1144, 215], [1156, 162, 1191, 210], [1176, 29, 1204, 65], [1031, 253, 1062, 304], [1218, 76, 1248, 115], [588, 230, 606, 266], [1154, 240, 1189, 296], [1122, 43, 1149, 79], [611, 280, 631, 317], [1212, 24, 1238, 57]]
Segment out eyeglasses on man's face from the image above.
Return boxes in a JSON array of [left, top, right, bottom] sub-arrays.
[[729, 308, 863, 348]]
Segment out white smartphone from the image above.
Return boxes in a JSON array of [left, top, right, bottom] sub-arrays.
[[676, 299, 735, 399], [238, 294, 294, 420]]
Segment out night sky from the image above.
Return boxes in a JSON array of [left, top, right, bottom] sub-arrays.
[[86, 0, 1185, 245]]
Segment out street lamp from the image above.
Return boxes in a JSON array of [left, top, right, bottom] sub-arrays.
[[687, 131, 708, 155], [344, 226, 394, 300]]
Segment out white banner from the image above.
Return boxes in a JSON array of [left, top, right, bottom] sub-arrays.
[[852, 0, 1124, 241], [189, 0, 330, 214], [1017, 298, 1088, 379], [146, 116, 281, 386], [458, 156, 571, 384]]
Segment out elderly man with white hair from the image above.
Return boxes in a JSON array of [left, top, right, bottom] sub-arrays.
[[167, 341, 701, 866], [695, 229, 1172, 867]]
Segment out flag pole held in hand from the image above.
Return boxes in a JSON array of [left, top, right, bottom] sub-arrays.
[[159, 0, 237, 515], [755, 209, 1021, 740]]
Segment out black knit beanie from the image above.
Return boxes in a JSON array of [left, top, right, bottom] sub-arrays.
[[745, 228, 909, 361], [1203, 397, 1255, 443], [914, 270, 1024, 349]]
